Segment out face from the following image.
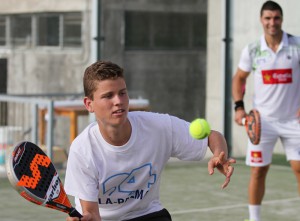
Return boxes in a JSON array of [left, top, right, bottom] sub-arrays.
[[260, 10, 283, 37], [84, 77, 129, 129]]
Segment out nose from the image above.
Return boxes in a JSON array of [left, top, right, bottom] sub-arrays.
[[113, 94, 123, 105], [270, 18, 276, 25]]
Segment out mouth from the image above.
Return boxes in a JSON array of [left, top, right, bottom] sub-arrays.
[[113, 109, 125, 115]]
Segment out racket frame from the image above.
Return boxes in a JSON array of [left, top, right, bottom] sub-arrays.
[[5, 141, 82, 218], [242, 109, 261, 145]]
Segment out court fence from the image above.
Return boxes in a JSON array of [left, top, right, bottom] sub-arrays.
[[0, 93, 86, 169], [0, 92, 150, 172]]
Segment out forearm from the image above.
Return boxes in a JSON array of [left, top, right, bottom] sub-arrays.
[[208, 130, 228, 159], [232, 74, 246, 102], [80, 200, 102, 221], [232, 67, 250, 102]]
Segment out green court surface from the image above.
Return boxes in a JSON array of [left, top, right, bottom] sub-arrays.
[[0, 159, 299, 221]]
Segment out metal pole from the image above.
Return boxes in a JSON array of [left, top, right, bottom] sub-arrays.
[[31, 103, 38, 144], [224, 0, 233, 156], [46, 100, 54, 160], [97, 0, 102, 60]]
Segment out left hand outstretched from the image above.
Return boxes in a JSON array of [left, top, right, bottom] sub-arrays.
[[207, 152, 236, 189]]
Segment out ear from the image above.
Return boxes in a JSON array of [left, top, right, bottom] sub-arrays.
[[84, 97, 94, 113]]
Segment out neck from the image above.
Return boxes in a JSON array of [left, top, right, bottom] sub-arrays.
[[265, 31, 283, 52], [99, 119, 132, 146]]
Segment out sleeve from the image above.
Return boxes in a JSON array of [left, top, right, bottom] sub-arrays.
[[64, 141, 100, 202], [238, 45, 253, 73], [169, 116, 208, 161]]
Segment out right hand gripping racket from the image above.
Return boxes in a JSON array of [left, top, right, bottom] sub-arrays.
[[242, 109, 261, 145], [6, 141, 82, 219]]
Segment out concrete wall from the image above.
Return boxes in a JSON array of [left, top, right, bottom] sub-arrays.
[[0, 0, 93, 148], [0, 0, 92, 95], [0, 0, 85, 13], [100, 0, 208, 121], [0, 0, 208, 121], [3, 0, 299, 156], [0, 0, 208, 148]]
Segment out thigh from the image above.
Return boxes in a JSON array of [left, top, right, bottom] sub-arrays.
[[280, 119, 300, 161], [246, 118, 278, 167]]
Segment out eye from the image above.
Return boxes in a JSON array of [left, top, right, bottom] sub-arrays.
[[120, 90, 127, 96], [102, 93, 113, 99]]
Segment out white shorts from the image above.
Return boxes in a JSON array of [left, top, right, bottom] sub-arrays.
[[246, 118, 300, 167]]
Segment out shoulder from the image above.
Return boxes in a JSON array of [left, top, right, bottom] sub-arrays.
[[128, 111, 172, 124], [286, 33, 300, 47], [128, 111, 186, 129], [70, 122, 98, 151], [239, 39, 260, 60], [247, 40, 261, 56]]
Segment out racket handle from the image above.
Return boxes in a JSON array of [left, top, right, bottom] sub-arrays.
[[242, 117, 246, 126], [69, 207, 83, 218]]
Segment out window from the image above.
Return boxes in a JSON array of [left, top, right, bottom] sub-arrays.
[[63, 13, 82, 47], [11, 15, 32, 46], [0, 17, 6, 46], [0, 12, 82, 48], [125, 11, 207, 50], [37, 14, 60, 46], [125, 12, 150, 49]]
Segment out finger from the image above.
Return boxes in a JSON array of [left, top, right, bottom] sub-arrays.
[[221, 176, 230, 189], [207, 159, 215, 175], [218, 151, 225, 162], [221, 165, 234, 189], [208, 152, 227, 175], [228, 158, 237, 164]]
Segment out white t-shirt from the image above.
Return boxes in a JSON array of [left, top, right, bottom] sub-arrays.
[[238, 32, 300, 120], [64, 111, 208, 221]]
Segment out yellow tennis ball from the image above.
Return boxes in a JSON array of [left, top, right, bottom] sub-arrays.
[[189, 118, 211, 139]]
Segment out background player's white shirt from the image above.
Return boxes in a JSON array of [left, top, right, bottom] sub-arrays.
[[64, 111, 208, 221], [238, 32, 300, 120]]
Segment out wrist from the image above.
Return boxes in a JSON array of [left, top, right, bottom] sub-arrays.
[[234, 100, 244, 111]]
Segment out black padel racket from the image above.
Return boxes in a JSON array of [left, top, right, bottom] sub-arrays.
[[6, 141, 82, 219], [242, 109, 261, 145]]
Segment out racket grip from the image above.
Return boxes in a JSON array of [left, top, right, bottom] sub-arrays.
[[69, 207, 83, 218]]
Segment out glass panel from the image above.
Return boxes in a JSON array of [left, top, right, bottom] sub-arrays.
[[63, 13, 82, 47], [125, 11, 150, 49], [193, 13, 207, 49], [0, 17, 5, 46], [125, 11, 207, 50], [11, 15, 32, 47], [153, 13, 189, 49], [38, 15, 59, 46]]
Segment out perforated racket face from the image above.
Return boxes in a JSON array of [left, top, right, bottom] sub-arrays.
[[6, 141, 82, 217], [246, 109, 261, 145], [11, 141, 56, 199]]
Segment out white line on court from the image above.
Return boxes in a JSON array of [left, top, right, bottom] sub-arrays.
[[171, 197, 300, 215]]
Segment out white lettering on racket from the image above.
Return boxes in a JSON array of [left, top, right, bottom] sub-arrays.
[[45, 173, 61, 203]]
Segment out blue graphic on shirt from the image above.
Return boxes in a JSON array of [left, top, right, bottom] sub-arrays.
[[99, 163, 156, 205]]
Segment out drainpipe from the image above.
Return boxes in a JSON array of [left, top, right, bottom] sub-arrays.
[[223, 0, 233, 156], [91, 0, 102, 62], [89, 0, 102, 123]]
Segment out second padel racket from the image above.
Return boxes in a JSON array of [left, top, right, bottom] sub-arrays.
[[242, 109, 261, 145]]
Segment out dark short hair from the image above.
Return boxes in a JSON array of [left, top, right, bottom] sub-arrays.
[[260, 1, 283, 16], [83, 60, 124, 99]]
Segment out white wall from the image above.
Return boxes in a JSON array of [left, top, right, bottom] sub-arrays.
[[0, 0, 85, 13]]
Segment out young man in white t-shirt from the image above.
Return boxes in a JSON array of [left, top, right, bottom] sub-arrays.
[[65, 60, 235, 221], [232, 1, 300, 221]]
